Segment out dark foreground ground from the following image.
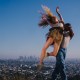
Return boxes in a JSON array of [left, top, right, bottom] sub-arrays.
[[0, 58, 80, 80], [0, 72, 80, 80]]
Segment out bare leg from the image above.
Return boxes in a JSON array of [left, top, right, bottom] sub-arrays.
[[39, 37, 53, 64], [48, 42, 61, 57]]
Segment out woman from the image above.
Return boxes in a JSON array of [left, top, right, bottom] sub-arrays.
[[38, 6, 64, 70]]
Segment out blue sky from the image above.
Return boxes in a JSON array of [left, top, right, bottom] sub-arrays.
[[0, 0, 80, 59]]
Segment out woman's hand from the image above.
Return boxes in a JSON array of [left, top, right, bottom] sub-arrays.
[[56, 6, 59, 13]]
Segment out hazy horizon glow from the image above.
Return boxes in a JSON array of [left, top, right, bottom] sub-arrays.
[[0, 0, 80, 59]]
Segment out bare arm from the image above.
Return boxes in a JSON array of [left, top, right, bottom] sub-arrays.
[[50, 42, 60, 56], [56, 6, 64, 24]]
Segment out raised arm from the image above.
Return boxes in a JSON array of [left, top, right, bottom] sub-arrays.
[[56, 6, 64, 24]]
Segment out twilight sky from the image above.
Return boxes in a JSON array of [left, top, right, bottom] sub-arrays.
[[0, 0, 80, 59]]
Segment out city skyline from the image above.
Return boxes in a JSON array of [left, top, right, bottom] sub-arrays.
[[0, 0, 80, 59]]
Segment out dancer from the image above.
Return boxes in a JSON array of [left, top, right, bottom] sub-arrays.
[[51, 23, 74, 80], [38, 6, 64, 70]]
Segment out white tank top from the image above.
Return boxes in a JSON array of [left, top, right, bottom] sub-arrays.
[[53, 23, 63, 28]]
